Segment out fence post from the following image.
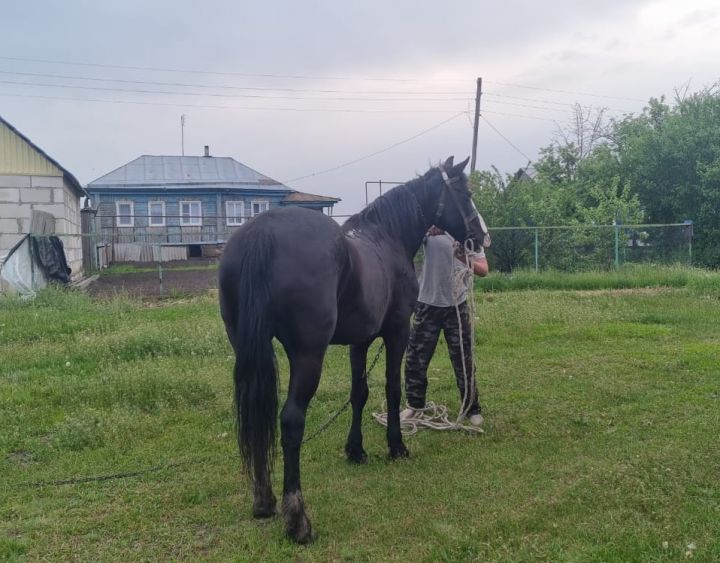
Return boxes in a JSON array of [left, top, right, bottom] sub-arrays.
[[534, 228, 539, 272], [157, 243, 163, 294], [614, 220, 620, 269], [684, 219, 693, 265]]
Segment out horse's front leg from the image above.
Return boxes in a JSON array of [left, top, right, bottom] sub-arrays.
[[384, 325, 410, 459], [281, 350, 324, 544], [345, 341, 371, 463]]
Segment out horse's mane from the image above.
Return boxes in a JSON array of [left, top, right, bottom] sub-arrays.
[[343, 172, 431, 248]]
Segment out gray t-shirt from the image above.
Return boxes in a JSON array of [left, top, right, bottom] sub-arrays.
[[417, 234, 483, 307]]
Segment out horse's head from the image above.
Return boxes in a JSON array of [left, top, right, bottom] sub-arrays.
[[431, 156, 490, 249]]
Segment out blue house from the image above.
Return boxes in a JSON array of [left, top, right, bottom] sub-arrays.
[[85, 148, 339, 262]]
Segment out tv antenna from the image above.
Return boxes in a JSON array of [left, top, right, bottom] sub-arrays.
[[180, 114, 187, 156]]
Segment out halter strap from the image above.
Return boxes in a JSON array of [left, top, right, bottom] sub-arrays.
[[434, 165, 458, 225], [435, 165, 475, 234]]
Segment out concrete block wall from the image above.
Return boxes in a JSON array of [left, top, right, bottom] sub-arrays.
[[0, 175, 28, 257], [0, 174, 83, 278], [61, 181, 82, 277]]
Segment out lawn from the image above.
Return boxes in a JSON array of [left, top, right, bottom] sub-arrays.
[[1, 282, 719, 561]]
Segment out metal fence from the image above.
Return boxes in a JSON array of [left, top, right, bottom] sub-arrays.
[[1, 220, 696, 281], [484, 222, 694, 272]]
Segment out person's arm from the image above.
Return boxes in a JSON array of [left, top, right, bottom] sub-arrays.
[[471, 251, 489, 277], [454, 245, 489, 277]]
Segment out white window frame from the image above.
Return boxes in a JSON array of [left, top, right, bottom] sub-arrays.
[[148, 200, 166, 227], [226, 200, 245, 226], [180, 200, 202, 226], [251, 199, 270, 217], [116, 200, 134, 227]]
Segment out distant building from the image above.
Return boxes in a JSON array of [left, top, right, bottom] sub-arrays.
[[85, 147, 339, 262], [0, 115, 86, 277], [514, 164, 537, 183]]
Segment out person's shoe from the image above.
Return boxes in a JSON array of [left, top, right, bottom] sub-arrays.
[[400, 407, 421, 421], [468, 413, 484, 427]]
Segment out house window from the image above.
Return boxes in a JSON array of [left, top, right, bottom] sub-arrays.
[[148, 201, 166, 227], [116, 201, 134, 227], [180, 200, 202, 226], [226, 201, 245, 226], [251, 199, 270, 217]]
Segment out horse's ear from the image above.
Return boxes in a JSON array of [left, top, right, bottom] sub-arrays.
[[443, 156, 454, 169], [451, 156, 470, 176]]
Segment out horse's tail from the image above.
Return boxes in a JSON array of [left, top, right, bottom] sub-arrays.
[[223, 227, 278, 481]]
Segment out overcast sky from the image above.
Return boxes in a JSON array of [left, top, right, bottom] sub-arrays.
[[1, 0, 718, 215]]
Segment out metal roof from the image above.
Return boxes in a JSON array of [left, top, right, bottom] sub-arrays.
[[87, 155, 290, 190], [0, 114, 86, 197], [283, 191, 339, 203]]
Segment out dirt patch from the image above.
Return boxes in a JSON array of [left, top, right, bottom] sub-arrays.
[[88, 263, 218, 298]]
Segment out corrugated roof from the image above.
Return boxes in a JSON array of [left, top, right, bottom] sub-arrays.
[[0, 114, 86, 197], [88, 155, 289, 189]]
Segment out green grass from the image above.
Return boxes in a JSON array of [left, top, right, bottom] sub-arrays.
[[100, 262, 219, 276], [476, 263, 720, 293], [1, 282, 719, 561]]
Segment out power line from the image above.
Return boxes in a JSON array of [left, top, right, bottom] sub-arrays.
[[0, 71, 633, 118], [0, 55, 425, 83], [484, 91, 635, 114], [483, 99, 630, 120], [0, 78, 472, 103], [480, 115, 533, 162], [0, 78, 598, 118], [483, 98, 583, 115], [478, 109, 558, 123], [0, 90, 574, 122], [485, 79, 646, 103], [0, 91, 463, 114], [281, 112, 466, 184], [0, 90, 582, 125], [0, 70, 473, 96], [0, 70, 644, 114], [0, 77, 629, 120], [0, 56, 650, 102]]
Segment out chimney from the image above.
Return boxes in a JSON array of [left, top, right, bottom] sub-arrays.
[[204, 145, 210, 157]]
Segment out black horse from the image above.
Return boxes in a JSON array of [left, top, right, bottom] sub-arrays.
[[218, 156, 487, 543]]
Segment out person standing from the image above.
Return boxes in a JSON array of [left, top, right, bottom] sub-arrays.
[[402, 226, 489, 426]]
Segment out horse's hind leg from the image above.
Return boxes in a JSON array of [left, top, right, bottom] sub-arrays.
[[280, 349, 324, 544], [345, 341, 370, 463], [252, 463, 276, 518]]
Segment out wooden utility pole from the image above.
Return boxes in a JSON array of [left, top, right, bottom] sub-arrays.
[[470, 77, 482, 174]]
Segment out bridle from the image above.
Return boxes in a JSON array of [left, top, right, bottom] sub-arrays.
[[435, 165, 490, 246]]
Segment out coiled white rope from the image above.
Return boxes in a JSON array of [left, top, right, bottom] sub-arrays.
[[371, 401, 483, 436]]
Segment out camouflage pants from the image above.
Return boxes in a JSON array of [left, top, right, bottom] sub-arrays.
[[404, 301, 480, 415]]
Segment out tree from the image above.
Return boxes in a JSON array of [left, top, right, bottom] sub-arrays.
[[472, 83, 720, 269], [608, 85, 720, 266], [534, 104, 610, 184], [470, 168, 534, 272]]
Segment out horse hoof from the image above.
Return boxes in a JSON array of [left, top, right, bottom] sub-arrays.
[[252, 501, 276, 519], [282, 490, 314, 544], [285, 511, 314, 544], [287, 516, 315, 544], [345, 444, 368, 464], [389, 444, 410, 459], [253, 489, 277, 518]]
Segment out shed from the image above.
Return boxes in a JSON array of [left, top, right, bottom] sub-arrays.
[[0, 115, 86, 279]]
